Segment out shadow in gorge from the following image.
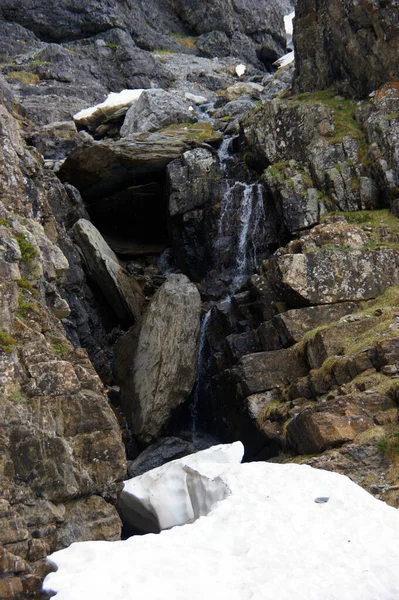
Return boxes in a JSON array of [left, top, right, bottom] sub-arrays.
[[87, 173, 169, 259]]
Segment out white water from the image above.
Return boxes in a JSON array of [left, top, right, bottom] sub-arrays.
[[215, 136, 267, 292], [191, 309, 212, 442]]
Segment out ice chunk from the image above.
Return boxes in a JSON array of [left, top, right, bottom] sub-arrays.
[[118, 441, 243, 532]]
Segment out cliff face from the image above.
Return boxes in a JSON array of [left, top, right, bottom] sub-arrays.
[[0, 0, 399, 597], [294, 0, 399, 97]]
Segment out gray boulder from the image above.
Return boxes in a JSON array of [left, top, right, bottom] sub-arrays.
[[127, 437, 195, 478], [73, 219, 144, 322], [264, 220, 399, 306], [121, 89, 196, 137], [124, 274, 201, 443]]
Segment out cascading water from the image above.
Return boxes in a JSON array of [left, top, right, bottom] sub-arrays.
[[216, 138, 268, 292], [190, 308, 212, 443]]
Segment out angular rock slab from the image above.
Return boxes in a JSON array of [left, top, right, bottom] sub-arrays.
[[268, 247, 399, 306], [121, 88, 196, 136], [44, 449, 399, 600], [126, 273, 201, 443], [73, 218, 144, 322]]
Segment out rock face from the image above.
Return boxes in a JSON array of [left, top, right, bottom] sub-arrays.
[[121, 274, 201, 444], [294, 0, 399, 97], [0, 91, 127, 596], [167, 147, 222, 281]]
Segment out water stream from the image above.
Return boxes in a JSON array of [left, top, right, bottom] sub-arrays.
[[190, 308, 212, 442]]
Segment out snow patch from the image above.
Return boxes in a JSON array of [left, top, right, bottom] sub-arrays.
[[73, 89, 145, 125], [43, 443, 399, 600], [235, 63, 246, 77], [284, 11, 295, 37], [273, 50, 295, 69]]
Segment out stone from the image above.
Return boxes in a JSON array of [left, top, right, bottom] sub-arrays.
[[263, 165, 327, 233], [286, 392, 394, 454], [120, 89, 196, 136], [304, 316, 378, 370], [235, 346, 309, 396], [127, 437, 195, 478], [245, 389, 281, 420], [267, 246, 399, 306], [73, 219, 144, 322], [59, 133, 187, 200], [121, 274, 201, 443], [225, 330, 262, 364], [224, 82, 265, 101], [167, 147, 222, 281]]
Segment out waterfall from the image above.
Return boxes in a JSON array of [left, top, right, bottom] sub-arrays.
[[214, 136, 267, 292], [190, 309, 212, 443]]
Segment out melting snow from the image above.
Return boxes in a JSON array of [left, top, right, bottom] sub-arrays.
[[235, 63, 246, 77], [284, 11, 295, 37], [43, 442, 399, 600], [73, 89, 144, 124], [273, 50, 295, 69]]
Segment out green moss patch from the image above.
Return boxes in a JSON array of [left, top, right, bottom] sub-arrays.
[[289, 89, 368, 160], [160, 122, 222, 144], [378, 431, 399, 457], [7, 70, 40, 85], [0, 331, 16, 354], [15, 233, 38, 264]]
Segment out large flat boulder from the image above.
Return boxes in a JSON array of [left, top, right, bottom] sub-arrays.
[[265, 220, 399, 306], [123, 274, 201, 443]]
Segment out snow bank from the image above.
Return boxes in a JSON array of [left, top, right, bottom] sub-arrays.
[[118, 442, 243, 532], [235, 63, 246, 77], [284, 11, 295, 38], [273, 50, 295, 69], [43, 443, 399, 600], [73, 89, 144, 126]]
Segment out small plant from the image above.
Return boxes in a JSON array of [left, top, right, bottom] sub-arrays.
[[17, 277, 40, 298], [16, 292, 38, 319], [15, 233, 38, 264], [51, 342, 70, 357], [0, 218, 10, 227], [7, 70, 40, 85], [0, 331, 16, 354], [10, 392, 27, 404], [105, 43, 117, 51], [171, 33, 197, 49], [377, 431, 399, 456]]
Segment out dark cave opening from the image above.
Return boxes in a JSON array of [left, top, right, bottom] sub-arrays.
[[86, 172, 170, 258], [257, 47, 279, 72]]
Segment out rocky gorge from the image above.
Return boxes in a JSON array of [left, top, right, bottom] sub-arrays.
[[0, 0, 399, 597]]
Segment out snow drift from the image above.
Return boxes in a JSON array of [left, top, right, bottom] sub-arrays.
[[43, 442, 399, 600]]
